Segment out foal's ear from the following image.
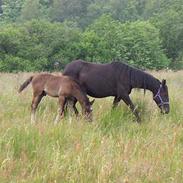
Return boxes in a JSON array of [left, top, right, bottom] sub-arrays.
[[162, 79, 166, 86], [90, 99, 95, 105]]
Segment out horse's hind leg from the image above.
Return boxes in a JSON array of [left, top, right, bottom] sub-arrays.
[[54, 96, 66, 124], [121, 94, 141, 123], [31, 93, 44, 124]]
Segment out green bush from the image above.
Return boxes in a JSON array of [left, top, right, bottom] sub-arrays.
[[0, 17, 170, 72], [0, 55, 32, 72], [81, 15, 170, 69], [0, 20, 81, 72]]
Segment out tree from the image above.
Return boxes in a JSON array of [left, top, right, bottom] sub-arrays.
[[20, 0, 41, 21], [49, 0, 93, 27], [81, 15, 169, 69], [0, 0, 3, 15], [107, 0, 139, 22], [151, 0, 183, 68], [0, 0, 26, 22], [0, 20, 82, 72]]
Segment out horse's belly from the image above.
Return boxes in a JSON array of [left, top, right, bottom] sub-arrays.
[[86, 86, 116, 98], [88, 93, 115, 98]]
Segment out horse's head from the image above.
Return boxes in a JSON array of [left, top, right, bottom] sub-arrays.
[[85, 99, 95, 121], [153, 79, 169, 114]]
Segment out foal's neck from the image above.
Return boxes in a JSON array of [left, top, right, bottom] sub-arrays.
[[73, 88, 89, 110]]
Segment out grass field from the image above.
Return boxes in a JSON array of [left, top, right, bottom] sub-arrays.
[[0, 71, 183, 183]]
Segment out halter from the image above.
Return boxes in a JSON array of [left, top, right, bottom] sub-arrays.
[[153, 85, 169, 106]]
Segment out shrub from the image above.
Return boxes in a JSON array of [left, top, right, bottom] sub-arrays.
[[81, 15, 170, 69]]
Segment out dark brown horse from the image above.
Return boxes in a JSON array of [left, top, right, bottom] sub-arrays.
[[63, 60, 170, 122], [18, 73, 94, 124]]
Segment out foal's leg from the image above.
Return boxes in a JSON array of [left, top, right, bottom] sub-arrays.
[[54, 96, 66, 124], [121, 95, 141, 123], [112, 96, 121, 108], [31, 93, 44, 124], [72, 98, 79, 116], [65, 97, 79, 116]]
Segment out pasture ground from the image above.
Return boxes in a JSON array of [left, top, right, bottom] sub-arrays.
[[0, 71, 183, 183]]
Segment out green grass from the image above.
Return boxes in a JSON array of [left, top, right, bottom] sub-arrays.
[[0, 71, 183, 183]]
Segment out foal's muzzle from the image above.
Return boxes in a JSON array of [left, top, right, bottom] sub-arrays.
[[85, 112, 93, 122]]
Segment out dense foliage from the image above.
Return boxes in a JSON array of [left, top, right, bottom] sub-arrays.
[[0, 0, 182, 71]]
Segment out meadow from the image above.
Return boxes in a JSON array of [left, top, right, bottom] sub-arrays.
[[0, 71, 183, 183]]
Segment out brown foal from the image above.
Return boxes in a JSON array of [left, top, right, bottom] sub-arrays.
[[18, 73, 94, 124]]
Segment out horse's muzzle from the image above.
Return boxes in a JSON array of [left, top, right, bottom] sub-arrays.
[[161, 106, 170, 114]]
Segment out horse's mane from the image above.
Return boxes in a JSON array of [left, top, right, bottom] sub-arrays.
[[111, 61, 160, 93]]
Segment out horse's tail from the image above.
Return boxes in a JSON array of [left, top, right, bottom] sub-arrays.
[[18, 76, 33, 93]]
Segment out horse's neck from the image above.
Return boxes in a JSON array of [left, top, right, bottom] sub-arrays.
[[131, 70, 160, 94]]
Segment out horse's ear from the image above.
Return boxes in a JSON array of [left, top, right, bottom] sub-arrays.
[[162, 79, 166, 86], [90, 99, 95, 105]]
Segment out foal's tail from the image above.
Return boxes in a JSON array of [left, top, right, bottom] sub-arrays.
[[18, 76, 33, 93]]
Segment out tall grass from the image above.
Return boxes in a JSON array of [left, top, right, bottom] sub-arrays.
[[0, 71, 183, 183]]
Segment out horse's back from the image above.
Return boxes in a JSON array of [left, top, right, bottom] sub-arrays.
[[63, 60, 120, 97], [63, 60, 115, 78]]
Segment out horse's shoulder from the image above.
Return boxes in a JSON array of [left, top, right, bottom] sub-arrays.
[[70, 59, 85, 65]]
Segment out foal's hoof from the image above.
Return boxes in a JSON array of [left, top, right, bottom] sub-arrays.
[[31, 119, 36, 124], [54, 121, 58, 125], [87, 119, 93, 123], [84, 115, 93, 122], [54, 117, 60, 125]]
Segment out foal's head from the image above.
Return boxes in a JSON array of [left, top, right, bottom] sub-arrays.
[[153, 79, 169, 114], [84, 99, 95, 121]]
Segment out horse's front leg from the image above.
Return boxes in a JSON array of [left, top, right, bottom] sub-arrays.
[[112, 96, 121, 108], [121, 95, 141, 123]]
